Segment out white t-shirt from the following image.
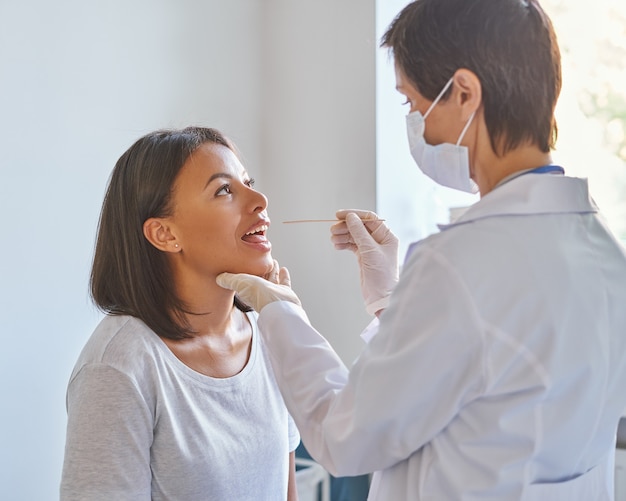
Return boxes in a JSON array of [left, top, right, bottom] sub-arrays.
[[60, 311, 300, 501]]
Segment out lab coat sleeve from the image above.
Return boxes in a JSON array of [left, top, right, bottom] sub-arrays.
[[257, 245, 487, 477]]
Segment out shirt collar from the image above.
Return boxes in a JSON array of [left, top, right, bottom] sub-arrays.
[[438, 174, 598, 231]]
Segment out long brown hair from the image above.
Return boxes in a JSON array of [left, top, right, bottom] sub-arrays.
[[90, 126, 252, 340]]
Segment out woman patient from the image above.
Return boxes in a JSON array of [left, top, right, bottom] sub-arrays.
[[60, 127, 300, 500]]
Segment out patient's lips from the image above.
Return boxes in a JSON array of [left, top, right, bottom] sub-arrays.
[[241, 221, 271, 251]]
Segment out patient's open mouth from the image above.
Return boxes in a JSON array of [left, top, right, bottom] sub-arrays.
[[242, 224, 269, 243]]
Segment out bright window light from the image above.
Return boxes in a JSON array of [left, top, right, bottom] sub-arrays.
[[376, 0, 626, 257]]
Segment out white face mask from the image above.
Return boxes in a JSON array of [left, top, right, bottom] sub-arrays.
[[406, 78, 478, 193]]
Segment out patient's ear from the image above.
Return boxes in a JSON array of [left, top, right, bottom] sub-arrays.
[[143, 218, 181, 253]]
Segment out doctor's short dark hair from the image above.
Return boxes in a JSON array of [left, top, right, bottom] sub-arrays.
[[90, 126, 252, 341], [381, 0, 561, 156]]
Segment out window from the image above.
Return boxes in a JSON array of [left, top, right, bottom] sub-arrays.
[[545, 0, 626, 242]]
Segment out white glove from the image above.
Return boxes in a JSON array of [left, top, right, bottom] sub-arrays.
[[216, 262, 301, 312], [331, 209, 399, 316]]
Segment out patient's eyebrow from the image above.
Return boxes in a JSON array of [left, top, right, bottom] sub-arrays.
[[204, 172, 233, 189]]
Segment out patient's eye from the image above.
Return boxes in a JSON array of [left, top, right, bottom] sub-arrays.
[[215, 184, 232, 196]]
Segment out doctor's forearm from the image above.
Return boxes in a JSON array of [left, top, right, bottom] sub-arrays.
[[258, 302, 402, 476]]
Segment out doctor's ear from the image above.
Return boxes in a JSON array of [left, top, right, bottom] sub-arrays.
[[143, 218, 181, 253], [452, 69, 482, 120]]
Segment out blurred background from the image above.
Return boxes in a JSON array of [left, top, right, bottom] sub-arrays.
[[1, 0, 624, 499]]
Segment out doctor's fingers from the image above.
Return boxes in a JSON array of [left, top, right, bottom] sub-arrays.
[[330, 219, 349, 236], [336, 209, 386, 240], [335, 208, 379, 222], [278, 266, 292, 287], [330, 221, 356, 249], [345, 213, 380, 252], [264, 259, 280, 283], [370, 221, 398, 245], [264, 260, 293, 287], [330, 233, 358, 252]]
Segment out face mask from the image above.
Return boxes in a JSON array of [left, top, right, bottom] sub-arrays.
[[406, 78, 478, 193]]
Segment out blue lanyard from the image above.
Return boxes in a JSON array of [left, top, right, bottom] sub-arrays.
[[496, 164, 565, 189], [524, 165, 565, 175]]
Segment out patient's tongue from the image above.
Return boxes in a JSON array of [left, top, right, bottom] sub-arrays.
[[242, 233, 265, 243]]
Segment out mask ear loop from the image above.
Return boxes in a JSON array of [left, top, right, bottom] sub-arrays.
[[456, 111, 476, 146], [423, 77, 455, 119]]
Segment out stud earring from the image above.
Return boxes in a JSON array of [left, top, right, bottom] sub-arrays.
[[175, 244, 179, 248]]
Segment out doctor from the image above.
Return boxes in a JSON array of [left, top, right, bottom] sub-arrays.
[[218, 0, 626, 499]]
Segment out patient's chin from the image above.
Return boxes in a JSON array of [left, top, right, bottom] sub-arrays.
[[229, 256, 273, 278]]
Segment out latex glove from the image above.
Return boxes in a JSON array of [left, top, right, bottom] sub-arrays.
[[331, 209, 399, 316], [216, 261, 301, 312]]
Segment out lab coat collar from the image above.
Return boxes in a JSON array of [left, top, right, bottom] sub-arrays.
[[437, 174, 598, 231]]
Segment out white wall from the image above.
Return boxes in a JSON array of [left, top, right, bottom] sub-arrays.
[[259, 0, 376, 365], [0, 1, 375, 499]]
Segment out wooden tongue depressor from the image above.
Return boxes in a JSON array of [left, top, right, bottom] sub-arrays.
[[282, 219, 385, 224]]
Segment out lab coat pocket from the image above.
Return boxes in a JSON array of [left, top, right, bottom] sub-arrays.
[[522, 459, 612, 501]]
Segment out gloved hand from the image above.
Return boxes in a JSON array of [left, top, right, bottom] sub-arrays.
[[331, 209, 399, 316], [216, 261, 301, 312]]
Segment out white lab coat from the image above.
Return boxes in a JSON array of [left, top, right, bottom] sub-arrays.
[[258, 173, 626, 500]]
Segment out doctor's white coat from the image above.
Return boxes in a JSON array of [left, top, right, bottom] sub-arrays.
[[258, 173, 626, 500]]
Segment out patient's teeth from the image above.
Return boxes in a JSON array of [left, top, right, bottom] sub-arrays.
[[245, 225, 268, 236]]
